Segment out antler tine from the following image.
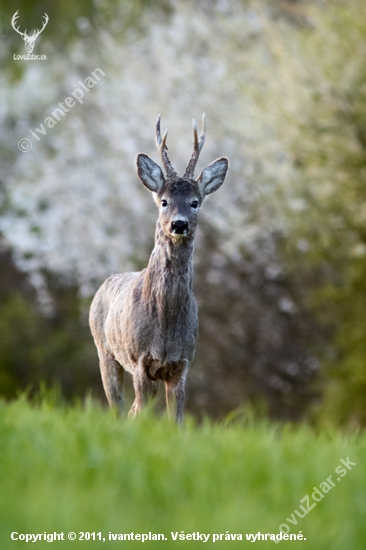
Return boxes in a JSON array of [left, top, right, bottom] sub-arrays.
[[41, 13, 49, 29], [155, 114, 177, 178], [11, 10, 27, 38], [183, 113, 207, 179], [11, 10, 19, 26], [34, 12, 49, 38], [193, 119, 198, 148]]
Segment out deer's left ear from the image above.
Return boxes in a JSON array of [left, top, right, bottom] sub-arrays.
[[196, 157, 229, 197]]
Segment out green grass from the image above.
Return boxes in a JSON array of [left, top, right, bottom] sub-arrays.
[[0, 398, 365, 549]]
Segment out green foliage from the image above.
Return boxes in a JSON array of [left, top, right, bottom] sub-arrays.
[[251, 0, 366, 426], [0, 249, 99, 400], [0, 398, 365, 549]]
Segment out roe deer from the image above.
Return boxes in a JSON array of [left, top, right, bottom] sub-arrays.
[[89, 115, 229, 422]]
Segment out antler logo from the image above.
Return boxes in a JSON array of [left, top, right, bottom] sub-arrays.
[[11, 10, 49, 54]]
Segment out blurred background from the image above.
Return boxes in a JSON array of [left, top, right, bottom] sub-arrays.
[[0, 0, 365, 425]]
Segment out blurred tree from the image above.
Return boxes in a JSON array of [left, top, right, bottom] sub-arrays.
[[253, 0, 366, 426], [190, 224, 318, 420], [0, 0, 322, 419], [0, 243, 101, 400]]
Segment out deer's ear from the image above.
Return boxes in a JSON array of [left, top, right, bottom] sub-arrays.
[[136, 153, 165, 193], [196, 157, 229, 197]]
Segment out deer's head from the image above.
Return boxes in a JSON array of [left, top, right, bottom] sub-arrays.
[[136, 115, 229, 245], [11, 11, 49, 54]]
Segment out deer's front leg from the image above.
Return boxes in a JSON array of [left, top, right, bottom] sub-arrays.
[[128, 363, 151, 417], [175, 374, 188, 423], [165, 362, 188, 423], [99, 352, 124, 412]]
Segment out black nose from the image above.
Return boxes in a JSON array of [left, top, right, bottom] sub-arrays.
[[171, 220, 188, 234]]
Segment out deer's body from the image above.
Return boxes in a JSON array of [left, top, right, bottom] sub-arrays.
[[90, 115, 228, 422]]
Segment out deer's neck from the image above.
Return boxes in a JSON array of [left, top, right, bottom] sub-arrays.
[[142, 221, 194, 307]]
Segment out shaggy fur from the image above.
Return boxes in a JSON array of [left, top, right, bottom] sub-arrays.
[[89, 122, 228, 422]]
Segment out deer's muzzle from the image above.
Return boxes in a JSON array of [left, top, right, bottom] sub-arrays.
[[171, 220, 189, 236]]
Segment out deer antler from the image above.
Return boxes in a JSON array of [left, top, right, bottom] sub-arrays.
[[33, 13, 49, 39], [183, 113, 207, 179], [11, 11, 28, 40], [155, 115, 177, 178]]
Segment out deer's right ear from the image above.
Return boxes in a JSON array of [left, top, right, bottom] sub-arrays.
[[136, 153, 165, 193]]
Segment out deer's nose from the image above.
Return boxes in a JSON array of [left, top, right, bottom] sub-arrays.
[[171, 220, 188, 234]]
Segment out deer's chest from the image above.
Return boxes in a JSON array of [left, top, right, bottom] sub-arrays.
[[136, 294, 198, 360], [105, 272, 198, 369]]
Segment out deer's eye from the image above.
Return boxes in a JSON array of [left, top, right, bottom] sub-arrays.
[[161, 199, 168, 207], [191, 201, 199, 209]]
